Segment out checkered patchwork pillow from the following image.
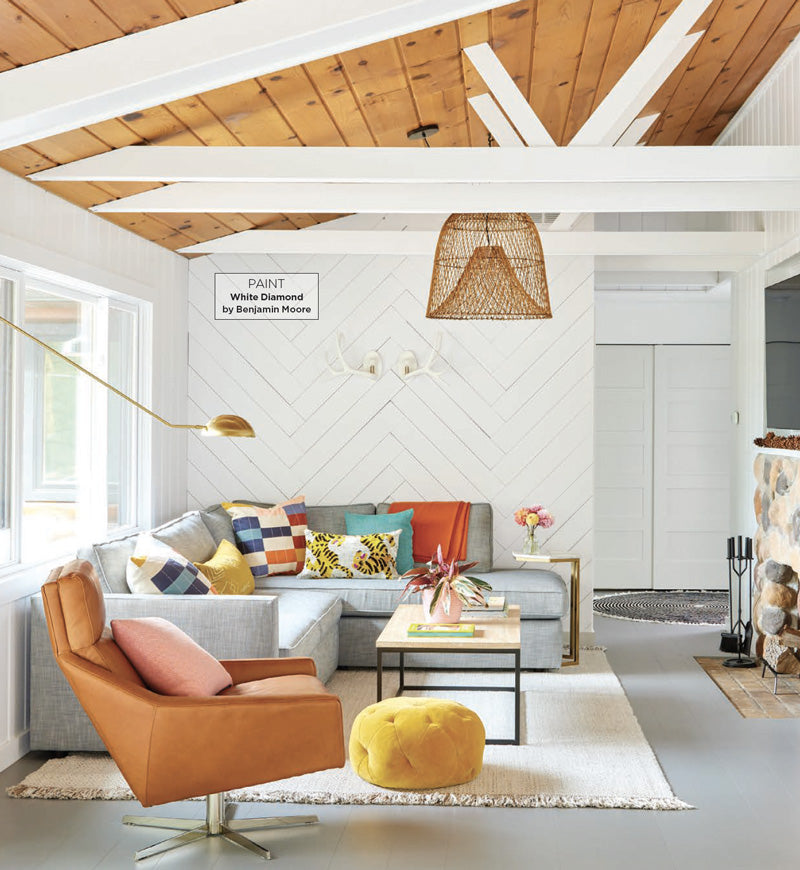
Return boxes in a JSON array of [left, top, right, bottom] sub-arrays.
[[223, 496, 307, 578], [126, 535, 217, 595]]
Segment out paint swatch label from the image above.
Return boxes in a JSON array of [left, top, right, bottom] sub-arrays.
[[214, 273, 319, 320]]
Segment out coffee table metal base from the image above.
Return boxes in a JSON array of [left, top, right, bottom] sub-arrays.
[[376, 648, 521, 745]]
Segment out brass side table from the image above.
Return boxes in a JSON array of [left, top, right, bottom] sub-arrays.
[[513, 552, 580, 667]]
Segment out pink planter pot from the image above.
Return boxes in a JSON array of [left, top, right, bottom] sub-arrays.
[[420, 588, 463, 624]]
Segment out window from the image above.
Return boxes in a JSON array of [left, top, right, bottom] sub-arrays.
[[0, 268, 144, 571]]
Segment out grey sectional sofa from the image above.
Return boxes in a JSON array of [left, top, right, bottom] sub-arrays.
[[29, 501, 566, 751]]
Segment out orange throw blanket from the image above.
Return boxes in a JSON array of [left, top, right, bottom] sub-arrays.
[[388, 501, 471, 564]]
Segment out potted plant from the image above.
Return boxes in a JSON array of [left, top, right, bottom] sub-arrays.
[[399, 545, 492, 623]]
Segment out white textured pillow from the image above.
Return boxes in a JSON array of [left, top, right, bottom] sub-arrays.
[[126, 534, 216, 595], [299, 529, 400, 579]]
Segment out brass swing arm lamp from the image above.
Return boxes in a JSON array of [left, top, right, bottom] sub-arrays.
[[0, 314, 255, 438]]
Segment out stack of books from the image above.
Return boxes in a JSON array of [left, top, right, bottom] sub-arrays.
[[407, 623, 476, 637], [464, 596, 509, 619]]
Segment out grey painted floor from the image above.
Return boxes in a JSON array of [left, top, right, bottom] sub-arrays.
[[2, 615, 798, 870]]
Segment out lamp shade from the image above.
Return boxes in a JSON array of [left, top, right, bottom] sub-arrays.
[[202, 415, 255, 437], [427, 213, 551, 320]]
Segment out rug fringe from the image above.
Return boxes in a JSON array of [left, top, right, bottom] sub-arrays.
[[5, 782, 692, 811], [6, 784, 133, 800], [227, 789, 693, 811]]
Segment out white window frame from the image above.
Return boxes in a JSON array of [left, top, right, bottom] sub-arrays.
[[0, 263, 150, 579]]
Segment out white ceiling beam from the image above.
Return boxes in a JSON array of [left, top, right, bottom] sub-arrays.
[[615, 113, 661, 147], [463, 43, 555, 146], [596, 255, 753, 272], [0, 0, 514, 150], [467, 94, 526, 147], [536, 114, 660, 233], [569, 0, 712, 147], [89, 179, 800, 214], [33, 145, 800, 183], [177, 230, 764, 256], [595, 270, 720, 289]]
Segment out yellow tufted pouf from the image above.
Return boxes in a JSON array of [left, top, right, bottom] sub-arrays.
[[349, 697, 485, 789]]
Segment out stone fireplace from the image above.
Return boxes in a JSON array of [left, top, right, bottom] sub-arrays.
[[753, 451, 800, 659]]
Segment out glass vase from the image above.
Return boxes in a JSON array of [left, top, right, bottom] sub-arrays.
[[522, 528, 539, 555]]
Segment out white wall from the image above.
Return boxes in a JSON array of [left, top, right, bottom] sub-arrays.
[[0, 168, 189, 770], [596, 288, 731, 345], [715, 36, 800, 535], [187, 250, 595, 636]]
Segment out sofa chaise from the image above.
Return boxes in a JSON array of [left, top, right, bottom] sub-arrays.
[[29, 501, 567, 751]]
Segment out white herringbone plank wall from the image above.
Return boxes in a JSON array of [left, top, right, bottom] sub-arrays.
[[187, 252, 595, 631]]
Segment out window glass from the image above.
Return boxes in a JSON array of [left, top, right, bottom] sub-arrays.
[[21, 287, 93, 561], [0, 274, 143, 574]]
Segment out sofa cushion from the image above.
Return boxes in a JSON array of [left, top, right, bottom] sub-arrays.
[[194, 539, 254, 595], [111, 616, 232, 697], [200, 505, 237, 547], [261, 568, 565, 619], [224, 497, 307, 577], [78, 511, 218, 594], [346, 509, 414, 574], [127, 535, 217, 596], [153, 511, 217, 563], [266, 591, 342, 683], [200, 502, 377, 548], [307, 503, 375, 534], [299, 529, 400, 579], [377, 502, 492, 571]]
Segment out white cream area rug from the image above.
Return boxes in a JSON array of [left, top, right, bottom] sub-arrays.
[[8, 651, 690, 810]]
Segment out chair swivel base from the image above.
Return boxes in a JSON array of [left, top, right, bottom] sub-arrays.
[[123, 792, 318, 862]]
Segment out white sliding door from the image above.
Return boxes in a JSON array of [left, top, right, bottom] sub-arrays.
[[595, 346, 654, 589], [652, 345, 731, 590]]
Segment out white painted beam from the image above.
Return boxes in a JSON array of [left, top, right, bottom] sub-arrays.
[[467, 94, 525, 147], [89, 180, 800, 213], [595, 270, 720, 289], [464, 43, 555, 146], [596, 255, 755, 272], [615, 113, 660, 147], [178, 229, 764, 256], [569, 0, 712, 146], [33, 145, 800, 183], [0, 0, 515, 150]]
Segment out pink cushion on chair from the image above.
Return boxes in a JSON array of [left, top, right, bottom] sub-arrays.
[[111, 617, 232, 697]]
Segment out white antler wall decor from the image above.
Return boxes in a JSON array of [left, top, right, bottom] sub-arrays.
[[327, 333, 382, 379], [395, 333, 443, 380]]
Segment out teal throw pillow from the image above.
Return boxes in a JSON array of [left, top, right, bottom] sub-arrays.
[[345, 509, 414, 574]]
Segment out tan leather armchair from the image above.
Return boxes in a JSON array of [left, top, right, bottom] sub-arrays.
[[41, 560, 345, 862]]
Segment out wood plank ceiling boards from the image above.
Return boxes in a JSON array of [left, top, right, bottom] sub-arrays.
[[0, 0, 799, 252]]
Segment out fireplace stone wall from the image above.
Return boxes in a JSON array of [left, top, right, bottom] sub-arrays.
[[753, 452, 800, 657]]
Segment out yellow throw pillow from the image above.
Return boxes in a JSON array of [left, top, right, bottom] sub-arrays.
[[194, 539, 254, 595]]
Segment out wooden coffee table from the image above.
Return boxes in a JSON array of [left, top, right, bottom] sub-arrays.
[[375, 604, 522, 745]]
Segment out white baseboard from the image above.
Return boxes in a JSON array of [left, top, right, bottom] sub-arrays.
[[0, 730, 30, 773]]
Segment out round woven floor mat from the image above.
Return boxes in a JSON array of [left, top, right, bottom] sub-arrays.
[[593, 591, 729, 625]]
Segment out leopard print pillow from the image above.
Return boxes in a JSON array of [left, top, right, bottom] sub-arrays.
[[298, 529, 401, 579]]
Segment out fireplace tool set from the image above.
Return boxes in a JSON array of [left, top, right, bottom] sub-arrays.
[[720, 536, 757, 668]]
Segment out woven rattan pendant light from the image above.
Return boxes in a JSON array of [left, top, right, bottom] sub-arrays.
[[426, 212, 551, 320]]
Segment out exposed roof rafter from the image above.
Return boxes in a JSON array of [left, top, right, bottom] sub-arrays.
[[0, 0, 516, 150], [177, 230, 764, 261], [33, 145, 800, 184], [87, 178, 800, 215]]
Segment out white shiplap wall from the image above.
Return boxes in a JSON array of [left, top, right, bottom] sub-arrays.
[[187, 250, 595, 635], [0, 168, 189, 770], [715, 36, 800, 534]]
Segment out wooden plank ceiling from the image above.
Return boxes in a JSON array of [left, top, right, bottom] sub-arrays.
[[1, 0, 799, 253]]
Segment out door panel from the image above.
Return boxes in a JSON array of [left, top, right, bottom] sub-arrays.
[[594, 346, 654, 589], [652, 345, 731, 590]]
